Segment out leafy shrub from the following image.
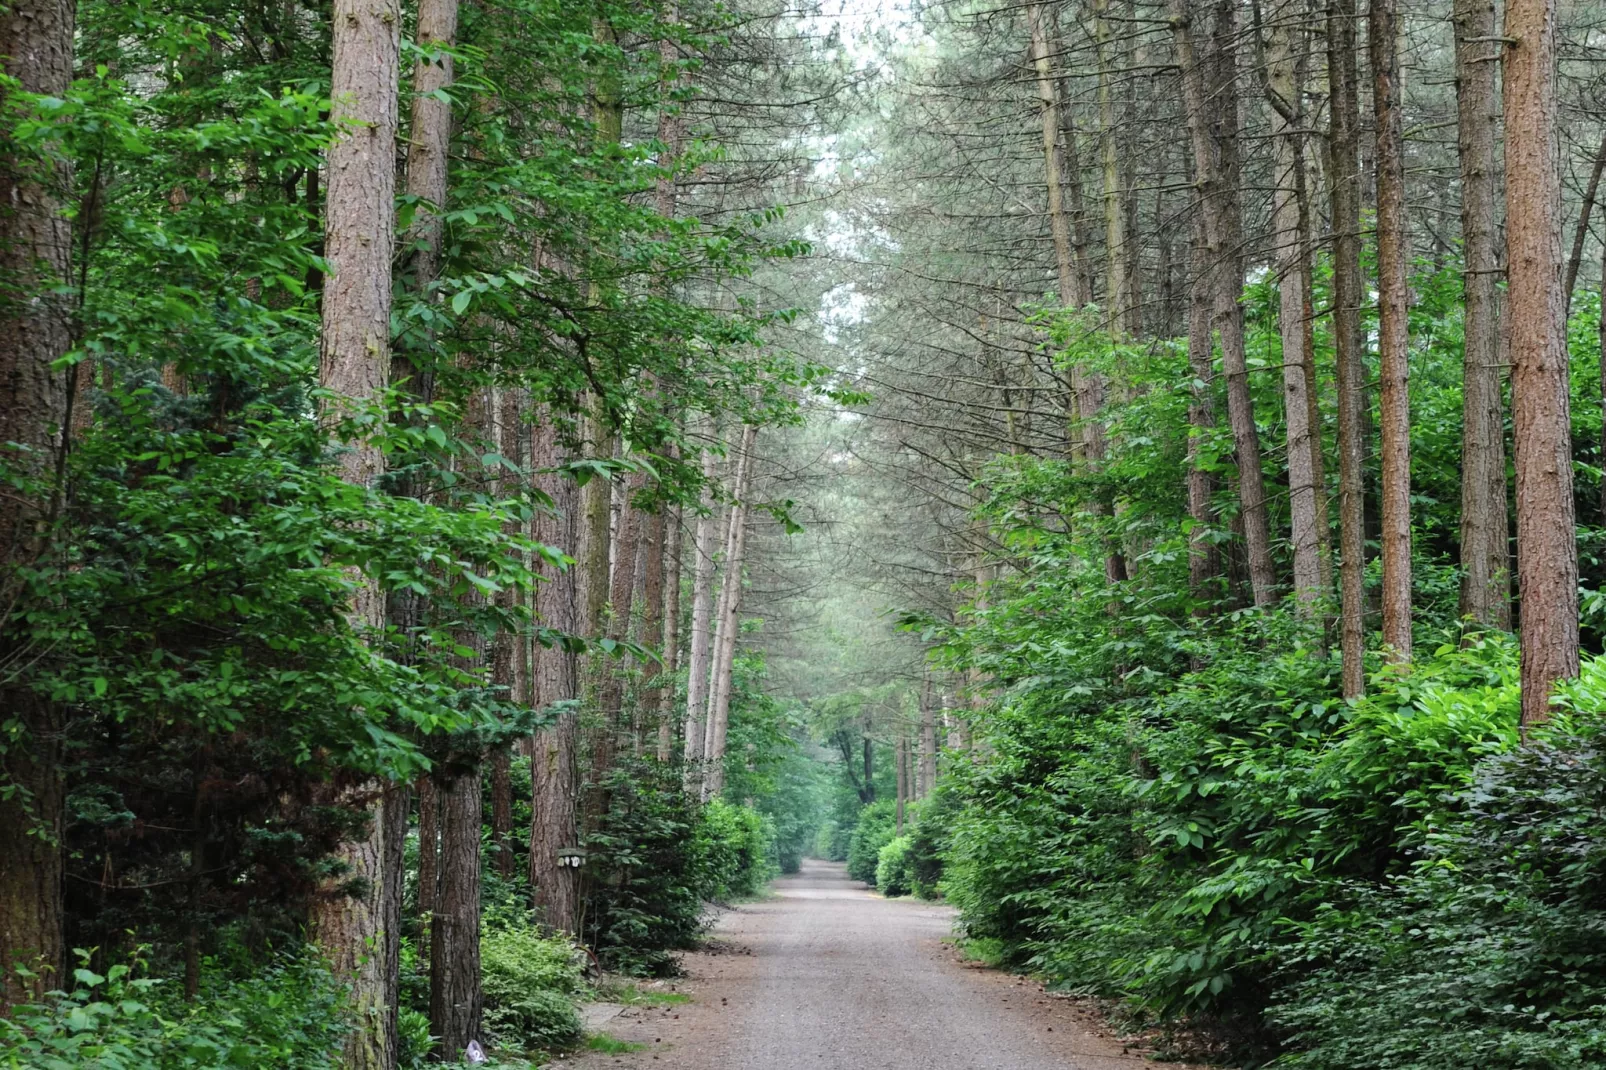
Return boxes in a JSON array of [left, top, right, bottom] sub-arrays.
[[479, 924, 587, 1051], [696, 797, 777, 900], [813, 820, 850, 862], [1269, 736, 1606, 1069], [0, 948, 348, 1069], [876, 835, 913, 896], [846, 800, 898, 884], [906, 784, 958, 898]]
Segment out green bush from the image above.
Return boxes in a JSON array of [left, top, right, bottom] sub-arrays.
[[846, 800, 898, 884], [0, 949, 348, 1069], [479, 924, 588, 1052], [875, 835, 913, 896], [813, 820, 849, 862], [696, 797, 777, 900]]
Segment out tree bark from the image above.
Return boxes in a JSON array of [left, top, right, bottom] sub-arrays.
[[895, 733, 908, 835], [657, 506, 683, 761], [702, 426, 758, 799], [1173, 0, 1275, 606], [919, 675, 938, 797], [416, 776, 438, 965], [430, 768, 482, 1061], [529, 415, 581, 935], [312, 0, 401, 1062], [1371, 0, 1414, 662], [1505, 0, 1579, 725], [682, 446, 719, 787], [1093, 0, 1130, 336], [1454, 0, 1511, 629], [0, 0, 74, 1014], [1328, 0, 1368, 696], [1265, 0, 1323, 612]]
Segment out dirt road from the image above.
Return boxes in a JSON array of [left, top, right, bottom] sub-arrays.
[[564, 860, 1169, 1070]]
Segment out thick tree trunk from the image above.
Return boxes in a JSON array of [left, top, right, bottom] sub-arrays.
[[313, 0, 401, 1063], [682, 447, 719, 785], [1505, 0, 1579, 725], [1371, 0, 1414, 662], [529, 416, 581, 935], [403, 0, 456, 295], [1454, 0, 1511, 629], [1265, 0, 1323, 612], [702, 426, 758, 799], [1327, 0, 1368, 696], [0, 0, 74, 1014], [430, 768, 482, 1060]]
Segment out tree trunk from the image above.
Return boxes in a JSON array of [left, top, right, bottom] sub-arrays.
[[0, 0, 74, 1015], [1093, 0, 1129, 336], [639, 504, 666, 750], [658, 506, 683, 761], [1028, 5, 1088, 310], [1174, 0, 1275, 606], [1454, 0, 1510, 629], [1265, 0, 1323, 612], [490, 751, 514, 881], [1328, 0, 1368, 696], [1371, 0, 1414, 663], [417, 776, 438, 966], [430, 769, 482, 1061], [919, 675, 938, 797], [312, 0, 401, 1063], [682, 446, 719, 788], [1563, 133, 1606, 314], [702, 426, 758, 799], [1505, 0, 1578, 725], [529, 415, 581, 935], [895, 734, 908, 835]]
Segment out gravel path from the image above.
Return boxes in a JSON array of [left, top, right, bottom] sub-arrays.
[[561, 859, 1176, 1070]]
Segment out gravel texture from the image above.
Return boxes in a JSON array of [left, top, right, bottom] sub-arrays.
[[561, 859, 1178, 1070]]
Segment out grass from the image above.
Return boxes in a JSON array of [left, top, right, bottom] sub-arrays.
[[956, 936, 1011, 969], [584, 1034, 647, 1054], [594, 978, 693, 1007]]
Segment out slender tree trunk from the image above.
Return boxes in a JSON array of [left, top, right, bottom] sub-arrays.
[[416, 776, 438, 965], [1454, 0, 1510, 629], [0, 0, 74, 1014], [703, 426, 758, 799], [657, 506, 683, 761], [1600, 241, 1606, 526], [1505, 0, 1578, 725], [312, 0, 401, 1063], [639, 504, 666, 749], [895, 734, 908, 835], [430, 768, 482, 1061], [1093, 0, 1129, 336], [1266, 0, 1322, 611], [529, 416, 581, 935], [1029, 5, 1088, 310], [1371, 0, 1414, 662], [489, 389, 523, 881], [1563, 133, 1606, 313], [919, 675, 938, 797], [1174, 0, 1275, 605], [682, 446, 719, 786], [1328, 0, 1368, 696]]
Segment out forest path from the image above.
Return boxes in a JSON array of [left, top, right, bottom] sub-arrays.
[[563, 859, 1167, 1070]]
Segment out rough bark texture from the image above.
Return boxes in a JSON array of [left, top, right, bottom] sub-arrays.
[[1173, 0, 1275, 606], [1328, 0, 1368, 696], [430, 769, 483, 1060], [312, 786, 401, 1070], [1371, 0, 1414, 662], [312, 1, 401, 1063], [0, 0, 75, 1012], [416, 775, 438, 965], [1454, 0, 1511, 629], [529, 415, 582, 935], [703, 426, 758, 799], [1265, 0, 1323, 611], [1092, 0, 1129, 335], [1505, 0, 1579, 724], [1028, 5, 1086, 309], [403, 0, 456, 293]]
